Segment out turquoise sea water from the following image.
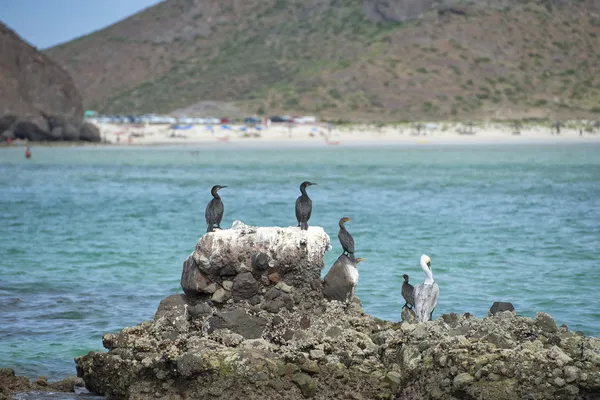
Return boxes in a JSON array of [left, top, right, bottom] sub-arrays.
[[1, 143, 599, 381]]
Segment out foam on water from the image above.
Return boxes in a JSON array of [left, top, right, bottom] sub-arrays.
[[1, 143, 599, 380]]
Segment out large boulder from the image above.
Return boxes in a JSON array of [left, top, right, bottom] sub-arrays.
[[61, 122, 80, 141], [12, 120, 51, 141], [180, 221, 331, 306], [79, 122, 101, 142]]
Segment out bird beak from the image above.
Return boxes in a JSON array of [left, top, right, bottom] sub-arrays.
[[220, 186, 228, 189], [311, 183, 317, 186], [356, 258, 364, 263]]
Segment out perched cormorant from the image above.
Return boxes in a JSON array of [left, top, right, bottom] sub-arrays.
[[323, 255, 364, 303], [295, 181, 316, 230], [338, 217, 354, 257], [205, 185, 227, 232], [401, 274, 415, 309], [413, 255, 439, 322]]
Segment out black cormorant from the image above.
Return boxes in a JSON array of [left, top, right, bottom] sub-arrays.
[[205, 185, 227, 232], [401, 274, 415, 309], [295, 181, 316, 230], [338, 217, 354, 257]]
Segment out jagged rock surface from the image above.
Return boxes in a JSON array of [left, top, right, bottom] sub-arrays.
[[75, 224, 600, 400]]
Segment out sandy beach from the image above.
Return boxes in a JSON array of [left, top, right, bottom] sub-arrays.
[[94, 122, 600, 147]]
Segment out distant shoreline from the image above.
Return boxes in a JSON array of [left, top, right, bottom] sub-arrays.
[[2, 122, 599, 149]]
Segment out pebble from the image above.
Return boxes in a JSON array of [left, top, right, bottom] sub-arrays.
[[275, 281, 293, 293], [452, 373, 474, 389], [553, 377, 566, 387], [564, 366, 578, 383], [222, 280, 233, 291]]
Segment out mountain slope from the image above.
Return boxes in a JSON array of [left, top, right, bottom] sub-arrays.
[[0, 22, 82, 123], [45, 0, 600, 121]]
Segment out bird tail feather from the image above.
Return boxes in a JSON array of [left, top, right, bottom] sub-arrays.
[[301, 222, 308, 230]]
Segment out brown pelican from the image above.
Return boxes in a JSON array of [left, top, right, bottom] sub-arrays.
[[323, 255, 364, 303]]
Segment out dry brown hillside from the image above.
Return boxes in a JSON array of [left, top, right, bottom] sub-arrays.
[[45, 0, 600, 122]]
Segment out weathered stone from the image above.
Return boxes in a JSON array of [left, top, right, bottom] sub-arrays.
[[211, 288, 231, 304], [222, 280, 233, 291], [453, 373, 474, 389], [482, 332, 514, 349], [190, 303, 213, 318], [547, 345, 572, 366], [384, 371, 402, 393], [268, 272, 281, 284], [154, 294, 190, 321], [79, 122, 101, 142], [205, 283, 218, 294], [180, 256, 211, 297], [564, 366, 578, 383], [292, 373, 316, 398], [489, 302, 515, 315], [252, 253, 270, 270], [232, 272, 259, 301], [276, 281, 293, 293], [264, 298, 286, 313], [265, 287, 281, 301], [309, 349, 325, 360], [207, 310, 267, 339], [222, 333, 244, 347], [535, 312, 558, 333]]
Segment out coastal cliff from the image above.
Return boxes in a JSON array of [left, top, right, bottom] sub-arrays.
[[75, 222, 600, 399], [0, 23, 100, 142]]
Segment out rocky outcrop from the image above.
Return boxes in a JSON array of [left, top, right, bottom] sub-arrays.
[[180, 221, 331, 307], [0, 23, 100, 142], [75, 223, 600, 399], [0, 368, 87, 400]]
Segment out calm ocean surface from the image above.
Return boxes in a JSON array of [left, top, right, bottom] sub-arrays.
[[1, 143, 599, 381]]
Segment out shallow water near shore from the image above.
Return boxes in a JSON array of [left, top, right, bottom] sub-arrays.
[[1, 143, 599, 381]]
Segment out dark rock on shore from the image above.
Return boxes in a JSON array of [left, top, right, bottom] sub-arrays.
[[0, 368, 85, 400], [489, 301, 515, 315], [75, 223, 600, 399]]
